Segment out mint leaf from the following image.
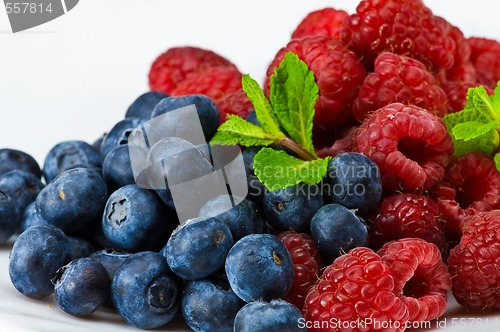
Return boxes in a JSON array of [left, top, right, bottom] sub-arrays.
[[253, 148, 330, 191], [453, 128, 499, 156], [471, 86, 496, 119], [241, 74, 284, 139], [452, 121, 500, 141], [270, 52, 318, 157], [443, 108, 490, 130], [495, 153, 500, 172], [210, 114, 277, 147], [491, 81, 500, 114]]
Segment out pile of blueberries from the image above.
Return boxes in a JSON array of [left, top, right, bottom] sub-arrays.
[[0, 91, 382, 331]]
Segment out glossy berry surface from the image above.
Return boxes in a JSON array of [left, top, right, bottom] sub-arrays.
[[111, 252, 181, 329], [234, 299, 306, 332], [0, 189, 17, 243], [102, 145, 135, 191], [52, 257, 110, 317], [310, 203, 368, 263], [355, 102, 453, 193], [323, 152, 382, 217], [99, 117, 144, 161], [165, 217, 233, 280], [181, 274, 245, 332], [447, 210, 500, 310], [304, 247, 409, 332], [0, 169, 44, 218], [276, 230, 322, 310], [125, 91, 168, 119], [225, 234, 294, 303], [0, 148, 41, 178]]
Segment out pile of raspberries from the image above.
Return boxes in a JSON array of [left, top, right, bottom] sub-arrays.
[[148, 0, 500, 330]]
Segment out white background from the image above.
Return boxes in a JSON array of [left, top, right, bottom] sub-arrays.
[[1, 1, 500, 331], [0, 0, 499, 164]]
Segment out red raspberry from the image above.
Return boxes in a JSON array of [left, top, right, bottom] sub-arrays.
[[447, 210, 500, 310], [352, 52, 449, 122], [215, 89, 253, 123], [291, 8, 348, 40], [342, 0, 455, 72], [430, 152, 500, 233], [354, 103, 454, 193], [148, 46, 234, 94], [441, 81, 493, 114], [304, 247, 409, 332], [276, 230, 322, 310], [264, 35, 366, 135], [370, 194, 446, 251], [468, 37, 500, 89], [377, 238, 451, 322]]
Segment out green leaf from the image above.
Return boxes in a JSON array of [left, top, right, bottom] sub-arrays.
[[443, 108, 490, 131], [491, 81, 500, 121], [241, 74, 284, 139], [270, 52, 318, 157], [452, 121, 500, 141], [471, 86, 496, 119], [494, 153, 500, 173], [453, 128, 499, 157], [209, 114, 277, 147], [253, 148, 330, 191]]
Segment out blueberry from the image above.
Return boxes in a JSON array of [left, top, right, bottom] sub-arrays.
[[92, 132, 107, 152], [52, 257, 110, 317], [237, 146, 265, 207], [112, 251, 181, 329], [35, 168, 108, 233], [102, 145, 135, 190], [182, 273, 245, 332], [125, 91, 169, 119], [102, 184, 176, 252], [90, 249, 131, 309], [225, 234, 294, 302], [165, 217, 233, 280], [65, 235, 95, 261], [199, 195, 266, 241], [234, 299, 306, 332], [9, 225, 69, 298], [310, 203, 369, 263], [263, 183, 324, 232], [43, 140, 101, 183], [151, 94, 220, 141], [19, 201, 50, 233], [323, 152, 382, 217], [0, 148, 41, 178], [245, 110, 260, 126], [0, 169, 44, 218], [0, 189, 17, 242], [100, 117, 144, 161]]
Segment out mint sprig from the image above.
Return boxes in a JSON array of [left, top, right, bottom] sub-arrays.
[[210, 52, 331, 190], [443, 82, 500, 171]]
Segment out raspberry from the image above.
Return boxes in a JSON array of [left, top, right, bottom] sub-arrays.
[[354, 103, 454, 193], [264, 35, 366, 135], [377, 238, 451, 322], [276, 230, 322, 310], [316, 126, 358, 158], [468, 37, 500, 89], [447, 210, 500, 310], [216, 89, 253, 123], [352, 52, 449, 122], [304, 247, 409, 332], [430, 152, 500, 233], [370, 194, 446, 251], [148, 46, 234, 94], [342, 0, 455, 72], [441, 81, 493, 114], [291, 8, 348, 40]]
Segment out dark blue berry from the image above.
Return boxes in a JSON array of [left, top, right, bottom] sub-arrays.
[[52, 257, 110, 317], [102, 184, 176, 252], [111, 252, 181, 329], [310, 203, 369, 263], [225, 234, 294, 302], [263, 183, 324, 232], [43, 140, 101, 183], [323, 152, 382, 217], [100, 117, 144, 161], [165, 217, 233, 280], [0, 148, 41, 178], [181, 273, 245, 332], [35, 168, 108, 233], [0, 189, 17, 242], [234, 299, 306, 332], [19, 201, 50, 233], [199, 195, 266, 241], [9, 225, 69, 298], [102, 145, 135, 190], [125, 91, 168, 119], [0, 169, 44, 218]]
